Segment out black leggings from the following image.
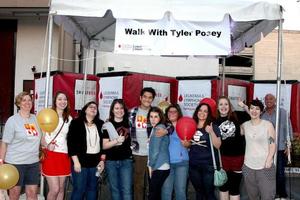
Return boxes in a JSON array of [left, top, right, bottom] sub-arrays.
[[148, 169, 170, 200], [219, 171, 242, 195]]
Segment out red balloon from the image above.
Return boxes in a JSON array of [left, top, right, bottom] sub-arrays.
[[200, 98, 217, 117], [176, 117, 197, 140]]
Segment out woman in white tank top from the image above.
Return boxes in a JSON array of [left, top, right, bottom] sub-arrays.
[[240, 99, 276, 200]]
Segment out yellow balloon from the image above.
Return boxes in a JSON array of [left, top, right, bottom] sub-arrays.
[[0, 164, 19, 189], [158, 101, 171, 114], [37, 108, 59, 133]]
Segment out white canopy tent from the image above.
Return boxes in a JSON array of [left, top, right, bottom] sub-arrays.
[[43, 1, 285, 195]]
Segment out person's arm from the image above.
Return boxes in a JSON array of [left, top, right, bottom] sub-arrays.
[[240, 123, 245, 136], [102, 137, 125, 149], [206, 123, 221, 149], [181, 136, 191, 148], [238, 98, 250, 115], [148, 126, 165, 168], [67, 119, 82, 172], [265, 121, 276, 168], [0, 117, 15, 164], [71, 155, 81, 172], [0, 142, 7, 165]]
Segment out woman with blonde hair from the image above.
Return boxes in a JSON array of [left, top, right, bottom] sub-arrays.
[[0, 92, 42, 200]]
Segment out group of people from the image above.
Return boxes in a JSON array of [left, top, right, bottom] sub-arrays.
[[0, 87, 292, 200]]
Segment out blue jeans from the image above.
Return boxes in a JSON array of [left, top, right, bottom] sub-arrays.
[[105, 159, 133, 200], [276, 150, 287, 198], [161, 162, 189, 200], [71, 166, 98, 200], [189, 164, 217, 200]]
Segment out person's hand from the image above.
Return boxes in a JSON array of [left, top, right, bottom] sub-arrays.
[[116, 135, 125, 144], [284, 147, 291, 157], [97, 160, 105, 173], [148, 167, 152, 178], [155, 128, 168, 137], [265, 159, 273, 168], [205, 123, 213, 134], [74, 161, 81, 173], [181, 136, 191, 148], [238, 97, 247, 109]]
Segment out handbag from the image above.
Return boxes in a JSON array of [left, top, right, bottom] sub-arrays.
[[39, 120, 65, 162], [208, 133, 228, 187]]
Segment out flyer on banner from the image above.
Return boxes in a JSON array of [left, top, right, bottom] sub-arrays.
[[253, 83, 292, 113], [177, 80, 211, 117], [34, 77, 53, 113], [99, 77, 123, 121], [75, 80, 97, 110], [228, 85, 247, 111], [114, 15, 230, 55], [143, 81, 170, 106]]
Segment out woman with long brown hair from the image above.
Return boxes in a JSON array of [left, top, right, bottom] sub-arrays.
[[189, 102, 221, 200], [41, 91, 72, 200]]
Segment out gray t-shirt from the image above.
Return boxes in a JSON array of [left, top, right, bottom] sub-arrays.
[[2, 113, 42, 164], [134, 108, 149, 156]]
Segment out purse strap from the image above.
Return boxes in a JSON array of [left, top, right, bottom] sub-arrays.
[[208, 131, 223, 170], [48, 120, 65, 145]]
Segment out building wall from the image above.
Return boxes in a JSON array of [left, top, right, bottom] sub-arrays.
[[14, 17, 59, 104], [254, 30, 300, 81]]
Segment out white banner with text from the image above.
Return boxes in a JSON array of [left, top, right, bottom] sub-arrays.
[[75, 80, 97, 110], [177, 80, 211, 117], [98, 77, 123, 121], [114, 15, 230, 55], [143, 81, 171, 106], [34, 77, 53, 114], [228, 85, 247, 112]]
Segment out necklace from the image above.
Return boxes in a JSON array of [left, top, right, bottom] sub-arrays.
[[85, 123, 98, 148]]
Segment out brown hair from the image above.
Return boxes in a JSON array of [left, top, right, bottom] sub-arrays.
[[147, 107, 166, 125], [165, 103, 183, 123], [216, 96, 238, 122], [52, 91, 71, 122], [193, 103, 212, 129]]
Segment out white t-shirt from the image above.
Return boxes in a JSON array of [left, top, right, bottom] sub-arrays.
[[45, 116, 72, 154], [2, 113, 42, 164]]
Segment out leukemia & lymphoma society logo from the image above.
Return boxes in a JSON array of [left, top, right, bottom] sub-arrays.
[[178, 93, 205, 111]]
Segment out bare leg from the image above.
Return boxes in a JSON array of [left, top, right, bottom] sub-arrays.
[[57, 176, 67, 200], [220, 191, 229, 200], [8, 186, 21, 200], [230, 195, 240, 200], [25, 185, 38, 200], [46, 176, 60, 200]]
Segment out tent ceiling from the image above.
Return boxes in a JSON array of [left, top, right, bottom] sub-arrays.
[[50, 0, 282, 54]]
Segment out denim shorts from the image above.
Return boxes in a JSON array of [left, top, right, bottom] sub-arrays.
[[10, 162, 40, 186]]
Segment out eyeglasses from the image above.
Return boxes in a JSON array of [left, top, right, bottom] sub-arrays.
[[88, 105, 97, 109], [168, 110, 178, 114]]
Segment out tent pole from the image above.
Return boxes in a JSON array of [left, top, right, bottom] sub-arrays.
[[274, 17, 283, 166], [82, 50, 90, 106], [222, 57, 226, 96], [44, 14, 53, 108], [40, 14, 54, 198]]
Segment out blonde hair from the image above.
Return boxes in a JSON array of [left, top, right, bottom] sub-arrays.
[[15, 91, 31, 110]]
